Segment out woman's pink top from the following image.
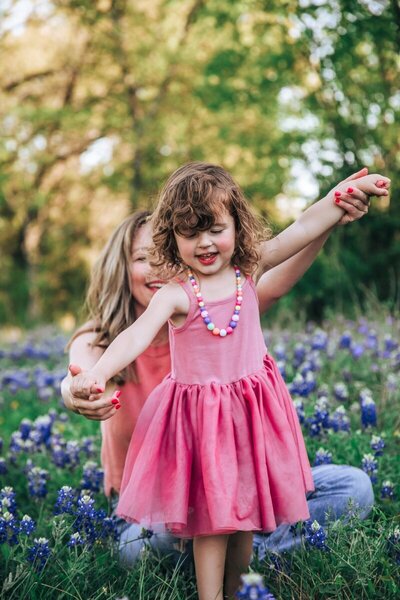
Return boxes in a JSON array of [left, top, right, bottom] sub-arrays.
[[100, 342, 171, 496]]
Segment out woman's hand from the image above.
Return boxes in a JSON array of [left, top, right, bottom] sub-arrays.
[[333, 168, 390, 225], [332, 168, 390, 225], [62, 364, 121, 421]]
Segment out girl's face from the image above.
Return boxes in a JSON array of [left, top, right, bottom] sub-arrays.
[[130, 223, 165, 316], [174, 210, 236, 275]]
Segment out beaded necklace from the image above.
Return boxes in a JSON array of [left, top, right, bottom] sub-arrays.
[[187, 266, 242, 337]]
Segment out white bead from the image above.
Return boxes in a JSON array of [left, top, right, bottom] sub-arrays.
[[219, 329, 227, 337]]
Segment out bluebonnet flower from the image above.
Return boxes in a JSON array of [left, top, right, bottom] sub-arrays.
[[370, 435, 385, 456], [314, 397, 330, 428], [302, 519, 328, 551], [19, 419, 33, 440], [80, 437, 96, 459], [67, 532, 85, 547], [384, 334, 398, 353], [236, 573, 276, 599], [381, 481, 395, 500], [333, 382, 349, 402], [276, 360, 286, 380], [65, 441, 81, 469], [0, 511, 19, 545], [19, 515, 36, 536], [81, 461, 104, 493], [293, 343, 306, 367], [0, 486, 17, 515], [32, 415, 53, 447], [9, 431, 25, 457], [311, 330, 328, 351], [293, 399, 305, 424], [97, 516, 119, 544], [350, 343, 365, 359], [27, 466, 49, 498], [329, 405, 350, 432], [273, 344, 287, 361], [360, 391, 377, 428], [339, 331, 352, 349], [365, 330, 378, 350], [289, 372, 316, 397], [27, 537, 51, 571], [314, 448, 333, 466], [387, 527, 400, 565], [51, 442, 70, 468], [361, 453, 378, 483], [0, 458, 7, 475], [54, 486, 76, 515]]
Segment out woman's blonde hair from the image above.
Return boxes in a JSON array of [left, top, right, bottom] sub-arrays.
[[150, 162, 269, 277], [70, 210, 151, 384]]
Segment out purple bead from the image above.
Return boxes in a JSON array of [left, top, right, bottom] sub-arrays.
[[204, 317, 211, 324], [234, 310, 239, 315], [230, 321, 237, 328]]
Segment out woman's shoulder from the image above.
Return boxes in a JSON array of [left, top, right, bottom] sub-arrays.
[[67, 320, 101, 348]]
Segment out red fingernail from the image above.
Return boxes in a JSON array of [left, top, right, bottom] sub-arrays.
[[346, 187, 353, 193], [334, 191, 341, 197], [115, 390, 121, 398], [115, 404, 121, 410], [111, 398, 119, 405], [335, 198, 341, 204], [96, 387, 104, 393]]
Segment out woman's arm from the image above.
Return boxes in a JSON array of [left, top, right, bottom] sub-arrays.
[[60, 330, 117, 420], [256, 229, 331, 313], [257, 174, 390, 276], [256, 183, 372, 312]]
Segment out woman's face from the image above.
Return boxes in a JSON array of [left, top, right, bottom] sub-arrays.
[[130, 223, 165, 316]]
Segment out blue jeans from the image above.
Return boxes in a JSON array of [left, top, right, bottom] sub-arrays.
[[113, 465, 374, 567]]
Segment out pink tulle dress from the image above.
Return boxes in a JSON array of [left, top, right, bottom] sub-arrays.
[[117, 277, 314, 538]]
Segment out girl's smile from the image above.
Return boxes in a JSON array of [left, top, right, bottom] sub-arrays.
[[175, 210, 236, 274]]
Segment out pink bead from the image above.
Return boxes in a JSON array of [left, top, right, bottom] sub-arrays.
[[226, 327, 233, 334], [232, 314, 239, 322], [201, 310, 208, 318], [237, 297, 243, 303]]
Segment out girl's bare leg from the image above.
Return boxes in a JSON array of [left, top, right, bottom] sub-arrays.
[[193, 534, 229, 600], [223, 531, 253, 599]]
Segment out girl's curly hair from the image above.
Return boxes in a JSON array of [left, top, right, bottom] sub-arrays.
[[150, 162, 270, 277]]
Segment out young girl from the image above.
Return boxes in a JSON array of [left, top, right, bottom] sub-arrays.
[[70, 162, 389, 599]]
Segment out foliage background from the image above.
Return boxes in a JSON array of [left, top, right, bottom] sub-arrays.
[[0, 0, 399, 327]]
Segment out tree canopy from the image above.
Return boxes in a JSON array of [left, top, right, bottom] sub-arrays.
[[1, 0, 399, 325]]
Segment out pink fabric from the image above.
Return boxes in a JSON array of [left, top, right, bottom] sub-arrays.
[[117, 277, 314, 537], [101, 342, 171, 496]]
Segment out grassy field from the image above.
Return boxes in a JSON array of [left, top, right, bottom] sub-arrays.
[[0, 312, 399, 599]]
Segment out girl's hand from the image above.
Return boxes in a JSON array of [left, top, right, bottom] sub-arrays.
[[69, 367, 106, 402], [65, 364, 120, 421], [336, 188, 370, 225]]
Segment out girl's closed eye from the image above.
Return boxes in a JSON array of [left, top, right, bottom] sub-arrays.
[[132, 254, 147, 262]]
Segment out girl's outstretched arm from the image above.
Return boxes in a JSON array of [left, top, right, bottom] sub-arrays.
[[257, 173, 390, 276], [69, 283, 188, 400]]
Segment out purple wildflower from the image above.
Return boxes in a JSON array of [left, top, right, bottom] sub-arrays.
[[350, 343, 365, 359], [67, 532, 85, 547], [54, 486, 76, 515], [0, 458, 7, 475], [0, 511, 19, 545], [329, 405, 350, 432], [27, 537, 51, 571], [303, 519, 328, 551], [0, 486, 17, 515], [19, 514, 36, 536], [381, 481, 395, 500], [293, 399, 305, 424], [314, 448, 333, 467], [370, 435, 385, 456], [333, 382, 349, 402], [387, 528, 400, 565], [361, 453, 378, 483], [339, 331, 352, 349], [236, 573, 276, 599], [360, 393, 377, 428], [27, 466, 49, 499], [80, 461, 104, 493]]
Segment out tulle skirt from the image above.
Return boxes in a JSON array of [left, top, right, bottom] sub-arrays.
[[117, 354, 314, 538]]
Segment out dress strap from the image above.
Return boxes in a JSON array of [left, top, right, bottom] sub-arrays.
[[168, 278, 198, 333]]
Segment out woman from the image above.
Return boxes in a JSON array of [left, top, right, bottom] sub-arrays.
[[61, 170, 379, 565]]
